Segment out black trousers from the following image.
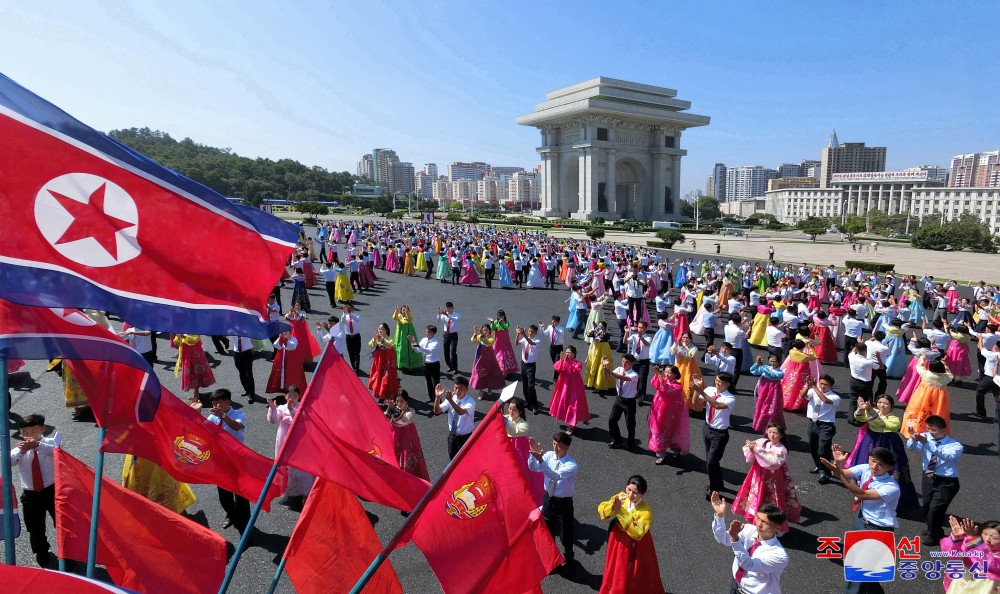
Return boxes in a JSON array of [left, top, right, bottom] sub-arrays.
[[703, 425, 730, 492], [425, 256, 434, 279], [872, 368, 887, 398], [21, 485, 55, 556], [546, 271, 556, 289], [843, 336, 859, 365], [423, 361, 441, 401], [808, 420, 836, 475], [443, 332, 458, 371], [318, 242, 327, 263], [451, 266, 461, 284], [521, 361, 538, 409], [572, 310, 588, 337], [850, 377, 874, 403], [542, 494, 575, 560], [447, 432, 471, 459], [633, 359, 650, 400], [345, 333, 362, 371], [704, 327, 716, 348], [626, 297, 644, 323], [616, 319, 627, 351], [325, 281, 337, 307], [732, 349, 744, 389], [485, 267, 495, 288], [210, 335, 230, 354], [608, 396, 637, 444], [350, 271, 361, 291], [217, 487, 251, 534], [550, 344, 562, 383], [921, 475, 960, 540], [140, 349, 157, 367], [234, 349, 256, 395], [974, 376, 999, 417]]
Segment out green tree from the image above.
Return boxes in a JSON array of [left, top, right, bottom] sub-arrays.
[[655, 228, 685, 248], [836, 216, 867, 241], [370, 196, 394, 215], [417, 199, 439, 210], [445, 200, 465, 212], [679, 196, 721, 220], [796, 216, 830, 241], [912, 215, 998, 253], [445, 212, 464, 222], [586, 227, 606, 240]]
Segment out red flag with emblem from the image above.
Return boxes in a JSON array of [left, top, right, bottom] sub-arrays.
[[276, 345, 430, 512], [66, 358, 285, 509], [392, 404, 562, 594], [54, 449, 228, 594]]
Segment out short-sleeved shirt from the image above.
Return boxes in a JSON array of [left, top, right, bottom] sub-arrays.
[[208, 407, 246, 444], [847, 464, 900, 527]]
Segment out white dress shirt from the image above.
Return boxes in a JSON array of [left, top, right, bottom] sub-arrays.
[[848, 352, 879, 381], [613, 367, 639, 399], [704, 387, 736, 429], [806, 389, 841, 422], [724, 323, 747, 349], [439, 394, 476, 436], [10, 433, 61, 491], [438, 312, 460, 335], [518, 335, 539, 363], [412, 337, 441, 363], [541, 324, 564, 347], [712, 516, 788, 594]]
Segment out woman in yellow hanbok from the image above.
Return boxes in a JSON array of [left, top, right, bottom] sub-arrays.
[[414, 248, 428, 272], [584, 321, 616, 391], [402, 248, 416, 276], [121, 455, 196, 514], [334, 261, 354, 303], [670, 332, 705, 412], [748, 303, 777, 347]]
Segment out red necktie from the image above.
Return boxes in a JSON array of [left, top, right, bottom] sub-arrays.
[[708, 405, 716, 425], [348, 316, 354, 333], [735, 539, 761, 584], [446, 318, 451, 333], [31, 451, 44, 491], [523, 342, 530, 361], [852, 477, 872, 511]]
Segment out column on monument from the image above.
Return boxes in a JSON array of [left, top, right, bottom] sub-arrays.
[[540, 151, 561, 216], [605, 149, 617, 217], [579, 149, 597, 217], [650, 153, 667, 221], [669, 154, 682, 217]]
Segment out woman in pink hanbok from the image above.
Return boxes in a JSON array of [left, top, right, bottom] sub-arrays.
[[488, 309, 520, 376], [780, 339, 819, 411], [387, 390, 429, 481], [943, 323, 974, 380], [266, 386, 315, 505], [731, 424, 801, 533], [547, 345, 590, 433], [648, 364, 689, 463], [505, 400, 545, 504]]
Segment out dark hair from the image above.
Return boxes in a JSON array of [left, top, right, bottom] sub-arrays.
[[286, 385, 301, 396], [765, 422, 785, 437], [19, 414, 45, 429], [626, 474, 648, 495], [553, 431, 573, 446], [426, 324, 437, 334], [819, 373, 835, 386], [717, 372, 734, 384], [211, 388, 232, 401], [379, 322, 390, 335], [622, 353, 636, 363], [873, 330, 886, 341], [875, 394, 895, 407], [506, 399, 526, 419], [869, 446, 896, 466], [397, 389, 410, 403], [445, 301, 454, 308], [551, 315, 561, 323], [721, 341, 733, 350], [791, 339, 806, 350], [529, 324, 539, 333], [925, 415, 947, 430], [854, 342, 868, 355], [928, 360, 946, 373], [564, 345, 577, 356], [758, 503, 787, 527], [454, 376, 469, 387]]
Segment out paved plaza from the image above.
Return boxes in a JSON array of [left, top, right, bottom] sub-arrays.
[[5, 231, 999, 593]]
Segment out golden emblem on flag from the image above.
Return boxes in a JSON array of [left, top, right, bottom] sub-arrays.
[[172, 434, 211, 465], [445, 472, 496, 520]]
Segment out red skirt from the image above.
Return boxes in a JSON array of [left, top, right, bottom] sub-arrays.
[[266, 348, 309, 393], [599, 523, 665, 594], [179, 345, 215, 392], [290, 318, 322, 362], [368, 347, 400, 398], [391, 423, 429, 481]]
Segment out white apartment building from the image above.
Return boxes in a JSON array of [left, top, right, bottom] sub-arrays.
[[725, 165, 777, 201], [432, 179, 453, 201], [910, 187, 1000, 234], [448, 162, 490, 182], [415, 171, 433, 199], [451, 180, 476, 203], [949, 151, 1000, 188], [507, 172, 540, 206], [477, 176, 504, 204]]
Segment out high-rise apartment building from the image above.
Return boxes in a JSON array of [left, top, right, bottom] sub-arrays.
[[477, 175, 504, 204], [449, 161, 491, 182], [725, 166, 777, 201], [490, 166, 525, 178], [908, 164, 949, 184], [356, 154, 374, 181], [387, 161, 415, 194], [950, 151, 1000, 187], [820, 133, 886, 188], [423, 163, 438, 179], [507, 171, 540, 207], [415, 171, 434, 199], [373, 148, 399, 186], [451, 180, 477, 203], [710, 163, 727, 201], [432, 179, 453, 202], [777, 163, 801, 178]]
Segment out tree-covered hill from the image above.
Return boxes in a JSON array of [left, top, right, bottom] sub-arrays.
[[109, 127, 356, 205]]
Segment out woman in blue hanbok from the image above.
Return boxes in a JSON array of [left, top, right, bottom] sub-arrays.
[[882, 318, 909, 379], [497, 258, 516, 288], [566, 288, 583, 333], [647, 313, 676, 365], [435, 250, 451, 281], [673, 263, 688, 288]]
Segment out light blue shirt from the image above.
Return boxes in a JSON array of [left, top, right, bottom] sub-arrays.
[[846, 464, 900, 528], [207, 407, 246, 444], [906, 434, 963, 477], [527, 451, 578, 497], [750, 363, 784, 380]]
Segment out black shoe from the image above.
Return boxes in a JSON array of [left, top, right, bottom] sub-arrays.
[[809, 467, 821, 474], [35, 553, 50, 568], [223, 519, 234, 529], [818, 474, 832, 485], [608, 441, 624, 449]]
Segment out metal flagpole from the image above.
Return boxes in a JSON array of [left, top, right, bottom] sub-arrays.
[[265, 556, 288, 594], [1, 353, 15, 565], [216, 462, 280, 594], [85, 427, 106, 577]]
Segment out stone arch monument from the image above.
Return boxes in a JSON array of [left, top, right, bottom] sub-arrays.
[[517, 77, 709, 221]]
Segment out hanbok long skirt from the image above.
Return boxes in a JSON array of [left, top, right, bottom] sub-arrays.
[[944, 339, 973, 379], [291, 279, 311, 311], [510, 436, 545, 505], [566, 302, 581, 333], [403, 253, 415, 276], [584, 342, 616, 390], [626, 300, 650, 327], [883, 335, 908, 378], [415, 251, 428, 271], [290, 318, 322, 362], [946, 288, 959, 313], [122, 455, 196, 514], [493, 329, 520, 376], [548, 360, 590, 426], [359, 264, 377, 289], [460, 262, 481, 285], [584, 308, 606, 343], [690, 306, 708, 336], [435, 255, 451, 280], [497, 264, 515, 288], [598, 523, 665, 594], [266, 347, 308, 393], [394, 323, 424, 370], [845, 427, 920, 510], [780, 359, 815, 411], [391, 423, 429, 481], [647, 382, 689, 454], [647, 328, 675, 365], [894, 358, 923, 404], [748, 313, 771, 347], [469, 344, 506, 391], [901, 383, 951, 438], [671, 314, 690, 342], [385, 250, 400, 272], [179, 344, 215, 392], [752, 377, 786, 432], [368, 346, 400, 399], [811, 325, 838, 364], [335, 272, 354, 302], [675, 355, 705, 413], [741, 340, 753, 372], [731, 462, 801, 532], [303, 261, 317, 288]]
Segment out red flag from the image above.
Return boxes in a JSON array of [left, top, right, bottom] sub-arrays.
[[0, 72, 297, 338], [284, 480, 403, 594], [0, 300, 160, 422], [396, 405, 562, 594], [54, 449, 227, 594], [277, 346, 429, 511], [67, 359, 286, 509], [6, 566, 142, 594]]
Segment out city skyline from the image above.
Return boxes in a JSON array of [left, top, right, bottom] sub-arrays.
[[3, 2, 998, 199]]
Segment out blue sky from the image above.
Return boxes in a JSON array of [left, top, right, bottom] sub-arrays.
[[4, 1, 998, 197]]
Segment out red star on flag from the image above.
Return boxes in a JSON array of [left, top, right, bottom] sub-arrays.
[[50, 183, 134, 260]]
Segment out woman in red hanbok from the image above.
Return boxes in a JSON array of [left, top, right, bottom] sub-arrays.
[[266, 331, 308, 394], [285, 304, 322, 363], [368, 323, 399, 402], [505, 400, 545, 505], [172, 334, 215, 400], [648, 364, 689, 463], [780, 340, 818, 411], [731, 424, 801, 533], [597, 475, 665, 594], [547, 345, 590, 433], [386, 391, 428, 480], [810, 311, 838, 364]]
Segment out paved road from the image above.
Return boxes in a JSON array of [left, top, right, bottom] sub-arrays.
[[6, 239, 998, 593]]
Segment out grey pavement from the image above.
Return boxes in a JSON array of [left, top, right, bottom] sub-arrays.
[[5, 238, 998, 594]]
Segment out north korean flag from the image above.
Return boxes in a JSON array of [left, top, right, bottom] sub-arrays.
[[0, 298, 160, 422], [0, 72, 297, 338]]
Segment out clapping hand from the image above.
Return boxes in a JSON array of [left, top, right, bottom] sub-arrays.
[[755, 355, 763, 365], [692, 377, 705, 389], [709, 491, 727, 517], [745, 439, 756, 451], [610, 494, 623, 513], [601, 355, 611, 367], [728, 520, 743, 542], [856, 396, 870, 411], [832, 444, 848, 465], [528, 437, 543, 455], [948, 515, 968, 539]]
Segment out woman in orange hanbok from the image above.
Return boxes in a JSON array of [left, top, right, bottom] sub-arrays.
[[780, 340, 818, 411], [901, 356, 953, 438], [670, 332, 705, 413]]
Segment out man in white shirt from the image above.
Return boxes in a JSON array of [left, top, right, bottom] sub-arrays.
[[626, 321, 652, 405], [841, 309, 869, 366], [866, 331, 890, 396], [206, 389, 251, 534], [764, 318, 788, 360], [848, 342, 882, 405], [923, 318, 952, 352], [340, 304, 362, 373], [482, 253, 495, 288], [322, 264, 339, 307], [433, 376, 475, 459], [544, 254, 558, 289], [229, 335, 257, 399], [437, 302, 461, 373], [724, 314, 748, 391], [974, 342, 1000, 419], [704, 343, 737, 381], [410, 325, 441, 402], [603, 354, 640, 450], [11, 414, 60, 567], [516, 324, 540, 413], [528, 431, 578, 565], [710, 492, 788, 594], [802, 375, 841, 484], [692, 373, 737, 498], [613, 296, 630, 353]]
